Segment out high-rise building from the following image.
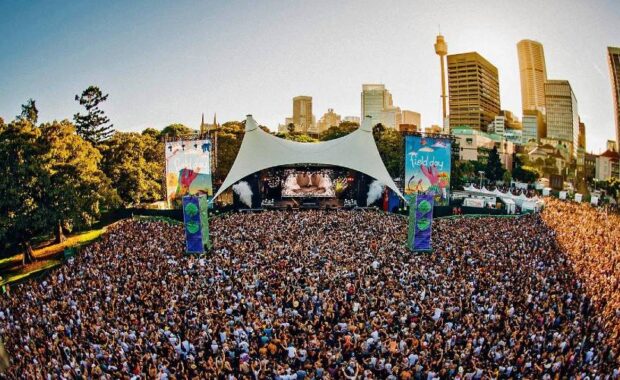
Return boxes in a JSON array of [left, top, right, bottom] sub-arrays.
[[447, 52, 501, 132], [434, 34, 448, 125], [544, 80, 579, 158], [360, 84, 400, 129], [522, 109, 545, 144], [609, 47, 620, 148], [292, 96, 314, 133], [517, 40, 548, 114], [400, 110, 421, 130], [316, 108, 342, 133]]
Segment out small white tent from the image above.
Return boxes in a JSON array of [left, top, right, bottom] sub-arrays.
[[213, 115, 404, 200]]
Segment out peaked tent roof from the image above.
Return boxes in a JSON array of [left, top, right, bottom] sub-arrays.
[[213, 115, 404, 200]]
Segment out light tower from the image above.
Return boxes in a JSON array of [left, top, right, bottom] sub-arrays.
[[434, 34, 448, 127]]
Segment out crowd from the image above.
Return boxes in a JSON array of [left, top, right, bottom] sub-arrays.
[[541, 198, 620, 348], [0, 206, 619, 379]]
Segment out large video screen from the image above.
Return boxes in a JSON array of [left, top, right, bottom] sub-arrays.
[[165, 139, 213, 204], [281, 169, 335, 197], [404, 136, 451, 206]]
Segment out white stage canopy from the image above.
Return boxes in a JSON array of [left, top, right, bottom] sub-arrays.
[[213, 115, 404, 200]]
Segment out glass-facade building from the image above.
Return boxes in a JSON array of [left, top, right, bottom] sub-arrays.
[[544, 80, 579, 158]]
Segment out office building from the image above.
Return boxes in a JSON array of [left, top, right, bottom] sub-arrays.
[[609, 47, 620, 147], [451, 125, 515, 170], [360, 84, 401, 129], [544, 80, 579, 158], [400, 110, 421, 130], [517, 40, 548, 113], [447, 52, 501, 132], [522, 109, 546, 144], [316, 108, 342, 133], [292, 96, 314, 133]]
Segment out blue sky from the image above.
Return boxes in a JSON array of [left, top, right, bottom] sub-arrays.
[[1, 0, 619, 152]]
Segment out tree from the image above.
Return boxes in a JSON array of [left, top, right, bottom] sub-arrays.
[[142, 127, 161, 140], [512, 155, 540, 183], [214, 122, 245, 183], [17, 99, 38, 125], [161, 123, 194, 138], [0, 119, 48, 263], [502, 170, 512, 184], [101, 132, 164, 206], [286, 123, 295, 134], [73, 86, 114, 144], [39, 120, 118, 242], [0, 118, 117, 263], [374, 128, 403, 178], [485, 146, 504, 182], [319, 122, 358, 141]]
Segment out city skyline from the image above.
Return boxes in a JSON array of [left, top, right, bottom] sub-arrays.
[[0, 0, 619, 152]]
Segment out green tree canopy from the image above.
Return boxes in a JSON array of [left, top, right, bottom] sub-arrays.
[[485, 146, 504, 182], [161, 124, 194, 138], [141, 127, 161, 140], [17, 99, 38, 125], [319, 121, 358, 141], [101, 132, 164, 206], [373, 127, 403, 178], [0, 118, 116, 261], [214, 122, 245, 183], [73, 86, 114, 144]]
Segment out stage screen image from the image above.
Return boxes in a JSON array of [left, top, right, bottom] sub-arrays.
[[404, 136, 451, 206], [281, 169, 335, 197], [165, 139, 213, 204]]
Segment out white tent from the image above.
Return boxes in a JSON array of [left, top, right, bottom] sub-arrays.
[[213, 115, 404, 200]]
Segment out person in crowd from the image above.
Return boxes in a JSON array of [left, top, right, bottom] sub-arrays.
[[0, 203, 618, 378]]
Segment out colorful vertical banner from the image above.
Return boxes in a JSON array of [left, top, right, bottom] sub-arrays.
[[182, 195, 211, 254], [404, 136, 451, 206], [198, 195, 212, 250], [408, 193, 434, 252], [165, 139, 213, 205]]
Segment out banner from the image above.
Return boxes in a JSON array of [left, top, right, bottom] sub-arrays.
[[182, 195, 211, 254], [408, 193, 434, 252], [404, 136, 451, 206], [165, 139, 213, 205]]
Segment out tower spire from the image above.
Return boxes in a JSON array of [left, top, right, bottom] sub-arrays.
[[213, 113, 217, 128], [200, 113, 205, 134]]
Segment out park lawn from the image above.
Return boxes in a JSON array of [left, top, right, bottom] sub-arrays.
[[0, 227, 106, 271], [0, 259, 62, 286]]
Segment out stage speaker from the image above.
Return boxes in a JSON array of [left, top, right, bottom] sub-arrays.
[[182, 195, 211, 254]]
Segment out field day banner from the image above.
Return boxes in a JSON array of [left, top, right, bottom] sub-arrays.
[[404, 136, 451, 206], [165, 139, 213, 204]]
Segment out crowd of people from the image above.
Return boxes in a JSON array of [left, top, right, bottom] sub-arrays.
[[542, 198, 620, 349], [0, 205, 619, 378]]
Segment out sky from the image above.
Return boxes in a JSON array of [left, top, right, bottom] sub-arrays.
[[1, 0, 619, 152]]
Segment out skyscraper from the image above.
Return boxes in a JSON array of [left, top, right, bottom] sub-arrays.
[[360, 84, 400, 129], [447, 52, 500, 132], [544, 80, 579, 158], [609, 47, 620, 148], [292, 96, 313, 133], [517, 40, 548, 114]]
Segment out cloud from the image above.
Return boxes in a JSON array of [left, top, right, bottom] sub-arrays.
[[418, 147, 434, 152]]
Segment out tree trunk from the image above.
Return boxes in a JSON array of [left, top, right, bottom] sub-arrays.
[[54, 220, 66, 244], [22, 242, 35, 265]]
